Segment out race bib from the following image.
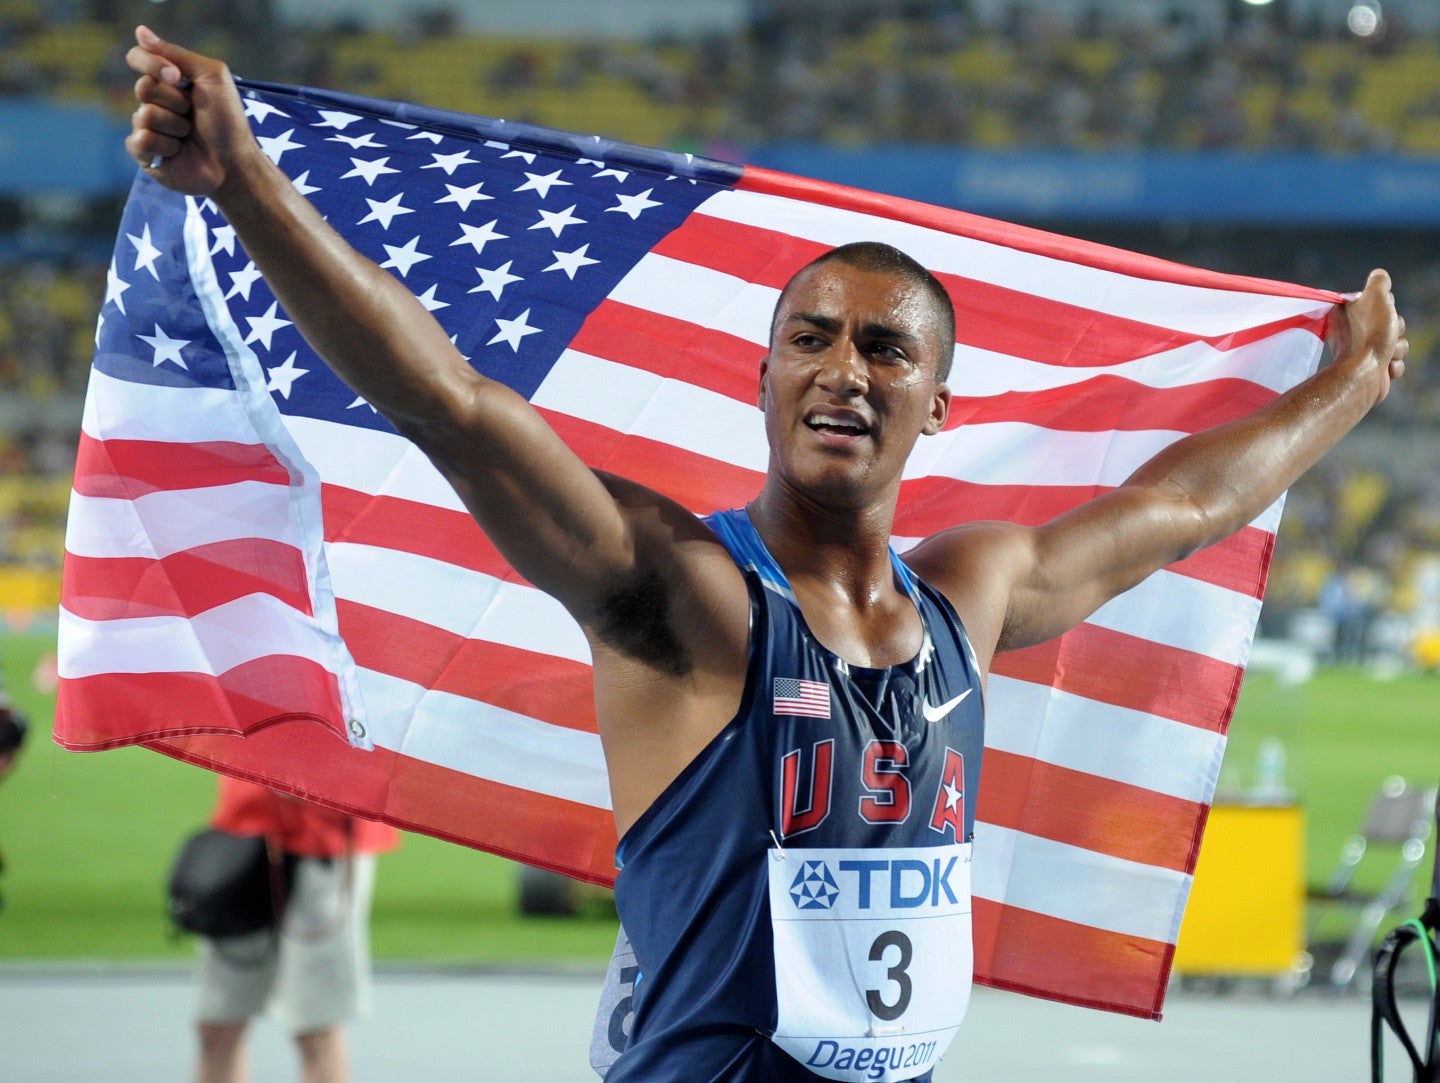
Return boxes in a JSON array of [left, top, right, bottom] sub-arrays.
[[768, 843, 973, 1082], [589, 926, 637, 1079]]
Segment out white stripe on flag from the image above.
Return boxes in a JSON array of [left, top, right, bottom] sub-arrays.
[[65, 482, 303, 559], [985, 675, 1226, 804], [285, 416, 466, 509], [327, 542, 592, 664], [698, 188, 1332, 335], [355, 668, 611, 808], [532, 349, 769, 470], [1087, 570, 1261, 666], [907, 421, 1187, 487], [608, 253, 774, 345], [81, 367, 260, 446], [57, 596, 330, 679], [972, 821, 1189, 943], [953, 326, 1325, 398]]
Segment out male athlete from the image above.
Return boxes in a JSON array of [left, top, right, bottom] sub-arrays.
[[126, 25, 1408, 1082]]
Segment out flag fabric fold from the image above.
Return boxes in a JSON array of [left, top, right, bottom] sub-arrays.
[[56, 77, 1342, 1019]]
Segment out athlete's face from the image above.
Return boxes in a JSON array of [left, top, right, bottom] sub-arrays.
[[758, 261, 950, 509]]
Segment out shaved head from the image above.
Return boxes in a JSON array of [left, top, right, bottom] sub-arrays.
[[774, 242, 956, 380]]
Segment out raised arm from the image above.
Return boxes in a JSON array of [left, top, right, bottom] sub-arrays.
[[910, 270, 1408, 668], [125, 26, 661, 624]]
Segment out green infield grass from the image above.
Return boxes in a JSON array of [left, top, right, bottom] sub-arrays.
[[1, 628, 1434, 965]]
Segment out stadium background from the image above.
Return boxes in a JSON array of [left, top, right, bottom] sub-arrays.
[[0, 0, 1437, 994]]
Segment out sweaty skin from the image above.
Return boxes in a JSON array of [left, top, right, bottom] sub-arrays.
[[123, 25, 1408, 838]]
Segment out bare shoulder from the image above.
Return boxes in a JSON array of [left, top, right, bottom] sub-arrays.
[[590, 472, 752, 677], [587, 476, 753, 834], [903, 520, 1039, 673]]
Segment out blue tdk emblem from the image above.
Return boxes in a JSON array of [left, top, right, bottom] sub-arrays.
[[788, 860, 840, 910]]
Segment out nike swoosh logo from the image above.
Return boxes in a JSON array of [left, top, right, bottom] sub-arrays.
[[921, 688, 974, 723]]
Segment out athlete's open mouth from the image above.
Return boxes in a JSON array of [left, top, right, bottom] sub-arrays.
[[805, 410, 870, 436]]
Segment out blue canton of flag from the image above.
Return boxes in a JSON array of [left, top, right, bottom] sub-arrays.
[[173, 79, 740, 423]]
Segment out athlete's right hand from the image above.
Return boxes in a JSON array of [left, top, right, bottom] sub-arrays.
[[125, 24, 258, 197]]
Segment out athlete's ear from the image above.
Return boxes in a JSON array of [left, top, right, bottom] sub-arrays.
[[757, 354, 771, 412], [922, 382, 950, 436]]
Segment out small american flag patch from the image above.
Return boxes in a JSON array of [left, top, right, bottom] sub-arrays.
[[773, 677, 831, 719]]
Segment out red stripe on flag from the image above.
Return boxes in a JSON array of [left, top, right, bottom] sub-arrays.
[[948, 375, 1276, 435], [977, 750, 1205, 873], [322, 484, 517, 580], [61, 540, 314, 620], [658, 211, 1326, 364], [895, 476, 1272, 597], [73, 433, 289, 497], [53, 656, 347, 749], [736, 166, 1342, 306], [993, 626, 1244, 733], [336, 600, 599, 734], [572, 295, 1282, 440], [569, 300, 763, 404], [972, 897, 1172, 1019], [147, 726, 620, 886], [539, 409, 764, 513]]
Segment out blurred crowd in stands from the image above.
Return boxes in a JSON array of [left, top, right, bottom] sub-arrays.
[[0, 0, 1438, 667]]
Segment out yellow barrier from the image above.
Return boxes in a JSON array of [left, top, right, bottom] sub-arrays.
[[0, 567, 62, 613], [1173, 802, 1306, 977]]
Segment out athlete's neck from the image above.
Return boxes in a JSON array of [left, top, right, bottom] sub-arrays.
[[747, 486, 900, 606]]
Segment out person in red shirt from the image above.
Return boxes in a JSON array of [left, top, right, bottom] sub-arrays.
[[195, 777, 397, 1083]]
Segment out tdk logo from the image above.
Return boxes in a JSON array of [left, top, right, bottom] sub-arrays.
[[787, 856, 961, 911], [788, 860, 840, 910]]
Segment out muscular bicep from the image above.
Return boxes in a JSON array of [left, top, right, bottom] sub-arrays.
[[398, 373, 643, 622], [911, 481, 1210, 663]]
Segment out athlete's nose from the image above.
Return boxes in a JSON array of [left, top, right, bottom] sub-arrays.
[[816, 341, 867, 398]]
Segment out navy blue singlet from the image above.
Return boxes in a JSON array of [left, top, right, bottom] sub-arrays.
[[603, 508, 985, 1082]]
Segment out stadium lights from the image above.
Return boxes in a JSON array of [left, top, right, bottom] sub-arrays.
[[1348, 2, 1384, 37]]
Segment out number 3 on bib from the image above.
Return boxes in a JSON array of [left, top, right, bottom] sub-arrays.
[[767, 843, 973, 1082]]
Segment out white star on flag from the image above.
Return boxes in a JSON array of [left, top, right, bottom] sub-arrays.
[[225, 262, 264, 301], [342, 156, 401, 186], [487, 308, 542, 351], [470, 260, 524, 300], [501, 148, 537, 165], [531, 205, 586, 237], [594, 167, 630, 182], [451, 219, 508, 254], [609, 189, 662, 220], [544, 244, 599, 280], [436, 182, 492, 211], [515, 170, 572, 198], [265, 352, 309, 398], [242, 98, 288, 123], [315, 110, 363, 130], [291, 171, 321, 196], [243, 301, 293, 350], [379, 237, 431, 277], [137, 324, 190, 368], [358, 193, 414, 229], [424, 150, 481, 176], [209, 225, 237, 256], [105, 261, 131, 314], [414, 284, 449, 313], [128, 223, 163, 280], [257, 128, 305, 164], [329, 132, 385, 150]]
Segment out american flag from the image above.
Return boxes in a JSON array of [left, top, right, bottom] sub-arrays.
[[772, 677, 832, 719], [55, 78, 1341, 1019]]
